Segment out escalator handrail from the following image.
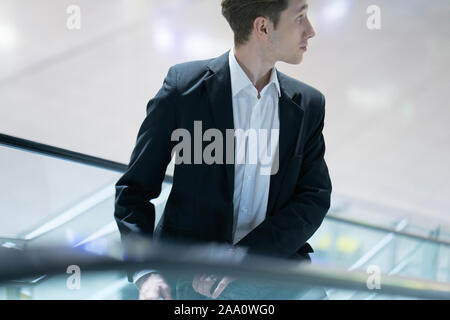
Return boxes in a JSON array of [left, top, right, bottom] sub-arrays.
[[0, 241, 449, 300]]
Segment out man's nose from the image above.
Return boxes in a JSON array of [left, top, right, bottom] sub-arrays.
[[306, 17, 316, 39]]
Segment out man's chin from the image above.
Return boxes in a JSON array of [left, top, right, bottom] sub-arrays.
[[282, 54, 304, 65]]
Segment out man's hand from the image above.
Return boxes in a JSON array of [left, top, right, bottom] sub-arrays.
[[137, 272, 173, 300], [192, 274, 236, 299]]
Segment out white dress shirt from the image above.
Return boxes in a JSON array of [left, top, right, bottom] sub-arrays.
[[228, 48, 280, 245]]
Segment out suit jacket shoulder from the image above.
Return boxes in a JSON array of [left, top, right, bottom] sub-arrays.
[[277, 71, 325, 118], [169, 58, 214, 94]]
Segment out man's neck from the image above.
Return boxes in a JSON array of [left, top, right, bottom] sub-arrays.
[[233, 45, 276, 94]]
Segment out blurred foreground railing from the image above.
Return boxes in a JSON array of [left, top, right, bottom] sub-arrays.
[[0, 238, 449, 300]]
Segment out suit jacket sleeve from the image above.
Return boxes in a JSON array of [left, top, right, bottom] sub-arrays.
[[114, 67, 178, 262], [235, 93, 332, 258]]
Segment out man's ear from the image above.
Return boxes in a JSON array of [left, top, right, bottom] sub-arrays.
[[253, 16, 273, 41]]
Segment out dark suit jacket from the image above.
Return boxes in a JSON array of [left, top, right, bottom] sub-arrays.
[[114, 50, 332, 281]]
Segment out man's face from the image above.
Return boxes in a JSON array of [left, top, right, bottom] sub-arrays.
[[269, 0, 315, 64]]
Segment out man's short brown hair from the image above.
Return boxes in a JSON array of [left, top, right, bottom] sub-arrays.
[[221, 0, 289, 46]]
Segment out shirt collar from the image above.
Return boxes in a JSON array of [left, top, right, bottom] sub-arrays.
[[228, 48, 281, 98]]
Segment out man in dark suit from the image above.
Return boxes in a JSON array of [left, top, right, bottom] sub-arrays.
[[114, 0, 331, 300]]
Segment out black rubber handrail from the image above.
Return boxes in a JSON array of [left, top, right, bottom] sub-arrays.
[[326, 215, 450, 247], [0, 132, 127, 172], [0, 132, 174, 183]]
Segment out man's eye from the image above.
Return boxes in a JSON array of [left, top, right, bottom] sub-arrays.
[[297, 15, 305, 22]]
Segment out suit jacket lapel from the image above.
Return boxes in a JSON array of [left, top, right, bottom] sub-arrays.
[[266, 71, 305, 216], [204, 51, 235, 202]]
